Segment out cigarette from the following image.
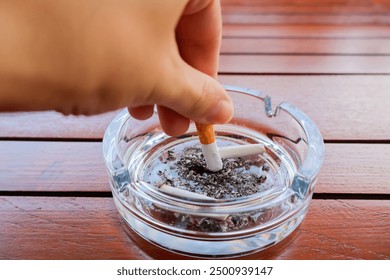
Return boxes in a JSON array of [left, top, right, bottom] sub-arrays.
[[159, 184, 216, 201], [218, 144, 265, 159], [195, 123, 223, 172], [158, 184, 229, 220]]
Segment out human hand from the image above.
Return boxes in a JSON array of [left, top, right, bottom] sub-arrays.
[[0, 0, 233, 136]]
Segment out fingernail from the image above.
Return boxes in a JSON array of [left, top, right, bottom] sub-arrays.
[[206, 98, 234, 124]]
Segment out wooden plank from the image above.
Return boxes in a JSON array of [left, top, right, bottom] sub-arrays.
[[222, 25, 390, 38], [0, 76, 389, 140], [222, 14, 390, 25], [279, 199, 390, 260], [1, 141, 390, 195], [0, 110, 117, 139], [219, 55, 390, 74], [0, 196, 388, 259], [0, 141, 107, 192], [221, 0, 390, 10], [218, 75, 390, 141], [220, 0, 390, 24], [221, 0, 373, 6], [221, 5, 381, 14], [318, 144, 390, 195], [221, 38, 390, 54]]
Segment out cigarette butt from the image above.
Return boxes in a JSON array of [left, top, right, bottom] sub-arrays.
[[218, 144, 265, 159], [159, 184, 216, 201], [200, 142, 223, 171], [159, 184, 229, 220], [195, 123, 223, 171]]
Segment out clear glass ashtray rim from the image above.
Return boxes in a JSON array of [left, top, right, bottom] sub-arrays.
[[103, 85, 325, 207]]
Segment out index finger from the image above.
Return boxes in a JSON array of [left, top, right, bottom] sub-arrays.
[[175, 0, 222, 77]]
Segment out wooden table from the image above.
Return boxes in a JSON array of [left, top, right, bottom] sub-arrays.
[[1, 0, 389, 259]]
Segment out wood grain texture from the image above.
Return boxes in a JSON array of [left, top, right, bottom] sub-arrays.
[[222, 25, 390, 38], [221, 0, 374, 6], [219, 75, 390, 140], [0, 111, 117, 139], [1, 141, 390, 195], [0, 141, 107, 192], [0, 196, 388, 259], [220, 0, 390, 25], [1, 76, 389, 141], [0, 1, 388, 262], [318, 144, 390, 195], [219, 55, 390, 74], [221, 38, 390, 54], [221, 5, 382, 14], [222, 14, 390, 25], [220, 0, 390, 13]]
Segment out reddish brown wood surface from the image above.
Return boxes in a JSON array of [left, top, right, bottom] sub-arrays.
[[1, 141, 390, 195], [1, 76, 389, 140], [318, 144, 390, 195], [1, 0, 389, 261], [221, 5, 382, 14], [0, 196, 388, 259], [220, 0, 390, 16], [221, 0, 375, 6], [221, 38, 390, 54], [222, 25, 390, 38], [219, 55, 390, 74], [0, 141, 107, 192], [0, 111, 117, 140], [220, 0, 390, 24], [218, 75, 390, 141], [221, 0, 373, 4], [222, 14, 390, 25]]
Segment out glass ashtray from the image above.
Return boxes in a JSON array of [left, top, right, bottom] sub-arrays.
[[103, 85, 324, 258]]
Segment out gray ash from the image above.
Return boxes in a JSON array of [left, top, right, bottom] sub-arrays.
[[143, 146, 276, 232], [153, 147, 271, 199]]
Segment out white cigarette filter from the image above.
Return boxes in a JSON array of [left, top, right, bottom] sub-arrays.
[[195, 123, 223, 172], [159, 184, 216, 201], [218, 144, 265, 159]]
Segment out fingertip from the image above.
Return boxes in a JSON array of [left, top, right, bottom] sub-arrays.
[[128, 105, 155, 120], [157, 105, 190, 136], [152, 59, 234, 127], [192, 78, 234, 125], [205, 93, 234, 124]]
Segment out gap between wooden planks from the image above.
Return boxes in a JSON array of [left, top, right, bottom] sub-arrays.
[[1, 141, 390, 195], [0, 196, 388, 259]]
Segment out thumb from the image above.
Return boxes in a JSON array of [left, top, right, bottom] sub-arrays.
[[155, 61, 234, 125]]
